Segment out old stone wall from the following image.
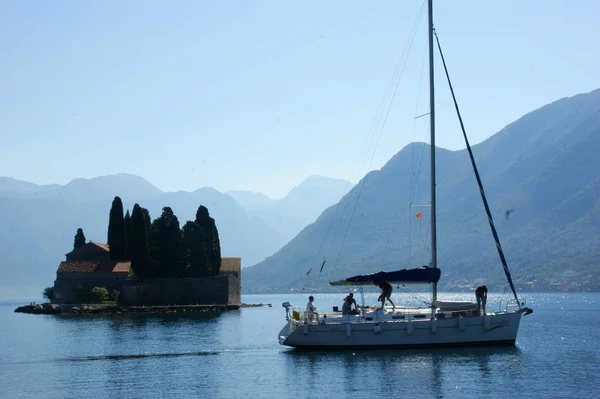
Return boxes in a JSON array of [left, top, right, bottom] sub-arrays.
[[119, 274, 241, 306], [53, 275, 127, 303]]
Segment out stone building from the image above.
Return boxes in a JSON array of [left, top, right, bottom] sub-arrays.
[[53, 242, 131, 303], [52, 242, 241, 306]]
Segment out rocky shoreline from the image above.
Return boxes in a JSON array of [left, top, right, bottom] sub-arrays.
[[14, 302, 271, 315]]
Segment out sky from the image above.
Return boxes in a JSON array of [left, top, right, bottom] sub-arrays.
[[1, 0, 599, 198]]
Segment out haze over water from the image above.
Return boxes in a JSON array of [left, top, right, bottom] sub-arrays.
[[1, 292, 597, 398]]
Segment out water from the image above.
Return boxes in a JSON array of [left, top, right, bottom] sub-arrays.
[[1, 292, 598, 398]]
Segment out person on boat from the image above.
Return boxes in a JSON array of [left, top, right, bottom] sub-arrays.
[[374, 281, 395, 309], [306, 295, 318, 322], [475, 285, 488, 315], [342, 292, 359, 315]]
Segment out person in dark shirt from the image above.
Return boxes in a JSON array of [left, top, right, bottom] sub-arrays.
[[374, 281, 395, 309], [475, 285, 488, 315]]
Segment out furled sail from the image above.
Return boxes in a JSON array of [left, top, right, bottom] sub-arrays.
[[329, 266, 441, 286]]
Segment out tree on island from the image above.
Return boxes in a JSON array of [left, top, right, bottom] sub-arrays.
[[129, 204, 152, 277], [107, 196, 128, 260], [43, 286, 55, 301], [124, 210, 133, 259], [182, 221, 209, 277], [141, 207, 151, 237], [102, 198, 221, 279], [195, 205, 222, 276], [149, 207, 184, 277], [73, 228, 86, 250]]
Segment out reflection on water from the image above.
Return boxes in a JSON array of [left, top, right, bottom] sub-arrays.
[[283, 345, 522, 398]]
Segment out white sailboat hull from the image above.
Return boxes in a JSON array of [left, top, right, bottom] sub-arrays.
[[278, 309, 528, 349]]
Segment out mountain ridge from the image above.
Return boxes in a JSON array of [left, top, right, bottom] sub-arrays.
[[241, 88, 600, 293]]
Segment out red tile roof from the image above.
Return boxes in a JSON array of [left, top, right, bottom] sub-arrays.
[[57, 261, 98, 273], [57, 261, 131, 274], [90, 242, 110, 252], [95, 261, 131, 273]]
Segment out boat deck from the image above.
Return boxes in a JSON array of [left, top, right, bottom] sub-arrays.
[[296, 302, 482, 325]]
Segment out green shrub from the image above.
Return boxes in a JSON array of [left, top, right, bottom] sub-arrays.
[[42, 287, 55, 301], [90, 287, 109, 302], [72, 285, 109, 303]]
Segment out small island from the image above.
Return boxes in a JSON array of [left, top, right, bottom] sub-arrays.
[[16, 196, 247, 315]]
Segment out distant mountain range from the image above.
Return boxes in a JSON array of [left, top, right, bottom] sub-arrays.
[[227, 175, 354, 243], [242, 88, 600, 294], [0, 174, 350, 298]]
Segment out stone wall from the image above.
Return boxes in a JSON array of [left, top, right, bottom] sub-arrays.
[[119, 274, 241, 306], [53, 273, 129, 303]]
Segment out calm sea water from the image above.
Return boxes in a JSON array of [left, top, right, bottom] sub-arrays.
[[0, 292, 598, 398]]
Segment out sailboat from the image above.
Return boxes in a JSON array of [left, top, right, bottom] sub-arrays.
[[277, 0, 533, 349]]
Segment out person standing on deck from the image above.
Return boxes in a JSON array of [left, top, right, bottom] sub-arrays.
[[475, 285, 488, 315], [374, 282, 395, 309], [306, 296, 318, 322]]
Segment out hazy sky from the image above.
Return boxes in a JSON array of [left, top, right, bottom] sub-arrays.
[[1, 1, 598, 198]]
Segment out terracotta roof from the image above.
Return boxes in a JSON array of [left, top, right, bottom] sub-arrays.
[[57, 261, 98, 273], [220, 257, 241, 272], [90, 242, 110, 252], [57, 261, 131, 274], [95, 261, 131, 273]]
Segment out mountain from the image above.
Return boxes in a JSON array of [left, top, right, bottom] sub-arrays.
[[225, 190, 273, 209], [0, 173, 162, 201], [0, 175, 284, 298], [241, 88, 600, 293], [0, 177, 61, 198], [227, 175, 354, 242]]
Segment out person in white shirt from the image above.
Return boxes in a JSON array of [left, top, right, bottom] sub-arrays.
[[306, 296, 318, 322]]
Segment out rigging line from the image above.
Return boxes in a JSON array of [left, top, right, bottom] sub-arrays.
[[408, 50, 428, 267], [350, 0, 427, 191], [414, 127, 430, 262], [331, 5, 426, 274], [311, 84, 401, 276], [434, 29, 520, 305], [327, 2, 427, 278], [363, 54, 428, 272], [310, 184, 350, 272], [394, 282, 431, 306], [365, 122, 428, 272], [313, 0, 428, 280]]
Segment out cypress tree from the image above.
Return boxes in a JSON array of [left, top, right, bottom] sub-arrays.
[[130, 204, 151, 277], [124, 210, 133, 259], [211, 220, 222, 275], [141, 207, 151, 237], [73, 228, 86, 250], [182, 221, 208, 277], [149, 207, 184, 277], [195, 205, 222, 276], [107, 196, 127, 260]]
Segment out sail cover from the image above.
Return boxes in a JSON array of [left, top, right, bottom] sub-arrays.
[[329, 266, 441, 286]]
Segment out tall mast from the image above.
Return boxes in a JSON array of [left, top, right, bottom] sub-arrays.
[[428, 0, 438, 308]]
